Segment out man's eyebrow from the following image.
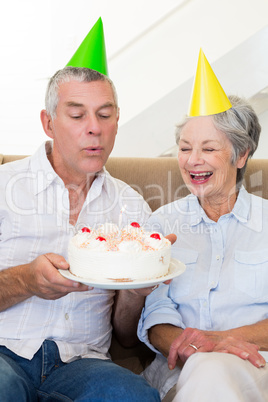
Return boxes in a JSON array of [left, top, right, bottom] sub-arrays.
[[65, 101, 84, 108], [65, 101, 116, 109], [98, 102, 116, 109]]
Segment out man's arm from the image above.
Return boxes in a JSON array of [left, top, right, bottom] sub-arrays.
[[112, 234, 177, 347], [112, 286, 169, 347], [112, 289, 149, 347], [0, 253, 89, 312]]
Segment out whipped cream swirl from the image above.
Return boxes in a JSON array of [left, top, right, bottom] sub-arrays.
[[118, 240, 143, 253]]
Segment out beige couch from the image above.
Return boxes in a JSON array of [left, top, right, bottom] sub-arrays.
[[1, 154, 268, 374]]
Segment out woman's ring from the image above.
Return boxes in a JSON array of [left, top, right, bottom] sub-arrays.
[[189, 343, 198, 351]]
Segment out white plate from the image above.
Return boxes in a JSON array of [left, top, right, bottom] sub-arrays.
[[59, 258, 186, 290]]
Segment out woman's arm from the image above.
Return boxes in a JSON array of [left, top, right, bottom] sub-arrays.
[[161, 320, 268, 370]]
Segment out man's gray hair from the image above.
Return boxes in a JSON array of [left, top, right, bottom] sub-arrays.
[[45, 66, 119, 119], [175, 95, 261, 185]]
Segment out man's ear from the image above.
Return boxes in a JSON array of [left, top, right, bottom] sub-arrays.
[[115, 107, 120, 136], [40, 109, 54, 139]]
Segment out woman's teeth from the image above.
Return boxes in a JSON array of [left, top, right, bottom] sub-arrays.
[[190, 172, 213, 180]]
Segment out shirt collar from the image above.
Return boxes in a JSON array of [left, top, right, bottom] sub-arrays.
[[30, 141, 109, 198], [84, 167, 107, 204], [231, 186, 250, 223], [187, 186, 250, 226], [30, 141, 60, 195], [187, 195, 204, 226]]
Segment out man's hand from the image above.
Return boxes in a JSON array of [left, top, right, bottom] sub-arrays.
[[130, 233, 177, 296], [0, 253, 91, 312], [24, 253, 90, 300]]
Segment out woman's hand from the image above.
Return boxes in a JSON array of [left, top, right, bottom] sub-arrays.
[[127, 233, 176, 296], [168, 327, 266, 370]]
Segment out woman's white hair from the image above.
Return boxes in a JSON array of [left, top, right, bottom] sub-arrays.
[[175, 95, 261, 185]]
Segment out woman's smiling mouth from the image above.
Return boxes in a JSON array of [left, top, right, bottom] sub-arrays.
[[189, 171, 213, 183]]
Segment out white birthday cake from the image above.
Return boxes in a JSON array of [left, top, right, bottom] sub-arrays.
[[68, 222, 171, 282]]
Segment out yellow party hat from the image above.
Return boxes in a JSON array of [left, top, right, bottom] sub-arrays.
[[188, 49, 232, 116], [66, 17, 108, 76]]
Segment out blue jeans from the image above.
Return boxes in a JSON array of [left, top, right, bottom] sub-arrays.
[[0, 340, 160, 401]]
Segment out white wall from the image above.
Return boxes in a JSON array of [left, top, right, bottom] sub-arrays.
[[1, 0, 268, 157], [113, 26, 268, 158]]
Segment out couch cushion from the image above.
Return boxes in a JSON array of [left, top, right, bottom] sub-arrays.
[[2, 155, 27, 164], [106, 157, 189, 211]]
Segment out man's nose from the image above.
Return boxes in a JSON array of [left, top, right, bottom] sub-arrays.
[[86, 115, 101, 135]]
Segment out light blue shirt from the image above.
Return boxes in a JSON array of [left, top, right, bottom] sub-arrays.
[[138, 188, 268, 398]]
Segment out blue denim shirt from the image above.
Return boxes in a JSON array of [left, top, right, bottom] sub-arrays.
[[138, 187, 268, 398]]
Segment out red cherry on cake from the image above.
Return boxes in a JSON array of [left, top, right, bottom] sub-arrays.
[[81, 227, 91, 233], [130, 222, 140, 228], [150, 233, 161, 240], [96, 236, 106, 242]]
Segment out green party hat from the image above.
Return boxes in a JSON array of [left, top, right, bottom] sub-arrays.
[[66, 17, 108, 76]]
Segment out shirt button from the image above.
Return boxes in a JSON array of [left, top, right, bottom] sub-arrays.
[[203, 301, 207, 307], [65, 313, 69, 320], [216, 255, 221, 260]]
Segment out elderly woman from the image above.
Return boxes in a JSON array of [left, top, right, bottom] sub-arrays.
[[138, 95, 268, 401]]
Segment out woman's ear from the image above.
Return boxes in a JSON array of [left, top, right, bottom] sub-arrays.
[[237, 149, 250, 169], [40, 109, 54, 139]]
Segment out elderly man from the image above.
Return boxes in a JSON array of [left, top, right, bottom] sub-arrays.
[[0, 62, 162, 400]]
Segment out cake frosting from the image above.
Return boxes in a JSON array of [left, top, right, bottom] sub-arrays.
[[68, 222, 171, 281]]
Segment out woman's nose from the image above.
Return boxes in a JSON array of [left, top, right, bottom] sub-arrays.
[[188, 150, 203, 165]]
